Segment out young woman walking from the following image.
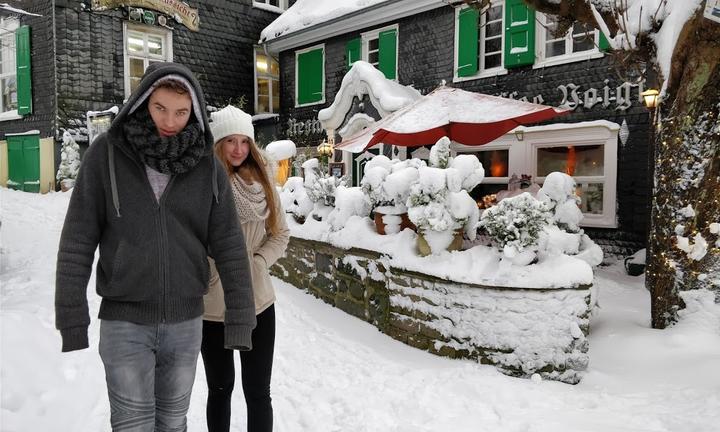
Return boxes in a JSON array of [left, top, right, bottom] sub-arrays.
[[202, 105, 290, 432]]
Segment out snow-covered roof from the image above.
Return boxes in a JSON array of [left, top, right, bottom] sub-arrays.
[[318, 61, 421, 131], [260, 0, 390, 43], [0, 3, 41, 16], [260, 0, 443, 52]]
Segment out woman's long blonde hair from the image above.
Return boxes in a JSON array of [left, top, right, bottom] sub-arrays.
[[215, 137, 281, 236]]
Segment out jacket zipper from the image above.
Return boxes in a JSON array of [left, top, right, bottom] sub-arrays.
[[158, 177, 176, 323]]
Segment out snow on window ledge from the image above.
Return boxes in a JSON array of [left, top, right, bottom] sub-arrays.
[[453, 68, 508, 84], [0, 110, 22, 122], [252, 2, 285, 14], [533, 51, 604, 70]]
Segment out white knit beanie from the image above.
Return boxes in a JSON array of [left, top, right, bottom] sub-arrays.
[[210, 105, 254, 143]]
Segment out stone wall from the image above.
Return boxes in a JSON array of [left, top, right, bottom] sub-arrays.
[[271, 236, 593, 384]]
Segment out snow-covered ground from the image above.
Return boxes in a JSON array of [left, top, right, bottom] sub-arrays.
[[2, 188, 719, 432]]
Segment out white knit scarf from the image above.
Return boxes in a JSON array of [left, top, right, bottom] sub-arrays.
[[230, 173, 269, 223]]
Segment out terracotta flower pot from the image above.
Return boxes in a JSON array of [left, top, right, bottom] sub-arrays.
[[373, 211, 416, 235], [416, 229, 464, 256]]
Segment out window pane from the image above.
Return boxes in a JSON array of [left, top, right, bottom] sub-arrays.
[[258, 95, 270, 113], [486, 4, 502, 21], [272, 79, 280, 98], [546, 40, 565, 57], [269, 57, 279, 76], [148, 35, 163, 56], [537, 145, 604, 177], [128, 33, 144, 54], [269, 0, 279, 6], [2, 77, 18, 111], [484, 53, 501, 69], [258, 78, 269, 96], [485, 21, 502, 37], [572, 33, 595, 52], [256, 51, 268, 74], [369, 38, 379, 51], [272, 96, 280, 112], [129, 58, 145, 94], [485, 38, 501, 53], [474, 150, 509, 178], [576, 183, 604, 214], [368, 51, 379, 65]]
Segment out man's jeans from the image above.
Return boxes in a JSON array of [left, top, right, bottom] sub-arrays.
[[99, 317, 202, 432]]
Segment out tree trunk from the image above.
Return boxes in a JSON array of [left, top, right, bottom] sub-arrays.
[[646, 10, 720, 328]]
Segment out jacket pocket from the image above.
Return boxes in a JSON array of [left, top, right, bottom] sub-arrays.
[[101, 240, 156, 301]]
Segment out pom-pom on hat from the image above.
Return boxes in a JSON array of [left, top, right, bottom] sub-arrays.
[[210, 105, 254, 144]]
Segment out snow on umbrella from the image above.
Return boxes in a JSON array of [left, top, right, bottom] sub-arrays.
[[336, 86, 568, 152]]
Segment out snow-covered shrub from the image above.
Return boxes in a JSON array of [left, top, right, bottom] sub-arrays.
[[306, 173, 344, 208], [535, 172, 603, 266], [429, 136, 452, 168], [361, 157, 424, 214], [481, 193, 552, 262], [326, 186, 371, 231], [56, 131, 81, 188], [280, 176, 313, 223], [405, 138, 483, 254], [536, 172, 583, 233]]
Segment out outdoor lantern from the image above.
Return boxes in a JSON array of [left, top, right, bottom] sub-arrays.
[[641, 89, 660, 109], [514, 128, 524, 141], [317, 139, 334, 157]]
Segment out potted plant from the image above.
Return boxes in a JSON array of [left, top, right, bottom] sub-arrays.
[[480, 192, 552, 265], [361, 155, 423, 235]]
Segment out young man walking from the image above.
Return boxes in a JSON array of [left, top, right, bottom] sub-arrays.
[[54, 62, 255, 432]]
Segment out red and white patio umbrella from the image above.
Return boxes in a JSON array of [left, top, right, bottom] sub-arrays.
[[335, 86, 568, 153]]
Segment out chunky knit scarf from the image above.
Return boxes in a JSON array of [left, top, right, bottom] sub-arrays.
[[230, 173, 269, 224], [123, 106, 205, 175]]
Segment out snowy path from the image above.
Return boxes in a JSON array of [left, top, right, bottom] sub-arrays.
[[1, 189, 719, 432]]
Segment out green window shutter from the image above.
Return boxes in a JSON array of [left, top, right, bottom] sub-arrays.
[[15, 25, 32, 115], [378, 29, 397, 80], [504, 0, 535, 69], [598, 31, 610, 51], [296, 47, 324, 105], [346, 37, 361, 70], [457, 7, 479, 77]]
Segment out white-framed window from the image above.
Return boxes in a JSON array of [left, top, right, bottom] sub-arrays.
[[253, 0, 288, 13], [534, 13, 603, 68], [123, 23, 172, 99], [295, 44, 325, 107], [0, 16, 19, 114], [478, 1, 504, 73], [254, 46, 279, 114], [453, 121, 619, 228], [361, 24, 398, 80], [454, 2, 507, 82]]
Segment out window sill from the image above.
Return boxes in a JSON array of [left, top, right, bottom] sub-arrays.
[[453, 68, 508, 83], [295, 99, 325, 108], [533, 51, 604, 69], [252, 2, 285, 14], [0, 110, 22, 122]]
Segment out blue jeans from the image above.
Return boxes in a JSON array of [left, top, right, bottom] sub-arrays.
[[99, 317, 202, 432]]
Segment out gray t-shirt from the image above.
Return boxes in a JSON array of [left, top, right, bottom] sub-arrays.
[[145, 165, 171, 201]]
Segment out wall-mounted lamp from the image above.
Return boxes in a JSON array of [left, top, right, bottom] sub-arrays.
[[514, 129, 524, 141], [641, 89, 660, 109], [317, 139, 334, 157]]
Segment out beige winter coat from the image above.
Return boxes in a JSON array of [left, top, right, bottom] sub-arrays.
[[203, 185, 290, 320]]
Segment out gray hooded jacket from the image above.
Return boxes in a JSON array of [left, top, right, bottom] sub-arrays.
[[55, 62, 255, 352]]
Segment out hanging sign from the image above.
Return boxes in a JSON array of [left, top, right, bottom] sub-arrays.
[[91, 0, 199, 31]]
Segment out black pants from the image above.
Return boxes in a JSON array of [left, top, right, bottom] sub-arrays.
[[201, 305, 275, 432]]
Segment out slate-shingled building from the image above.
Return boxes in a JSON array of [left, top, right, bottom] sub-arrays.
[[261, 0, 653, 255], [0, 0, 286, 193]]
